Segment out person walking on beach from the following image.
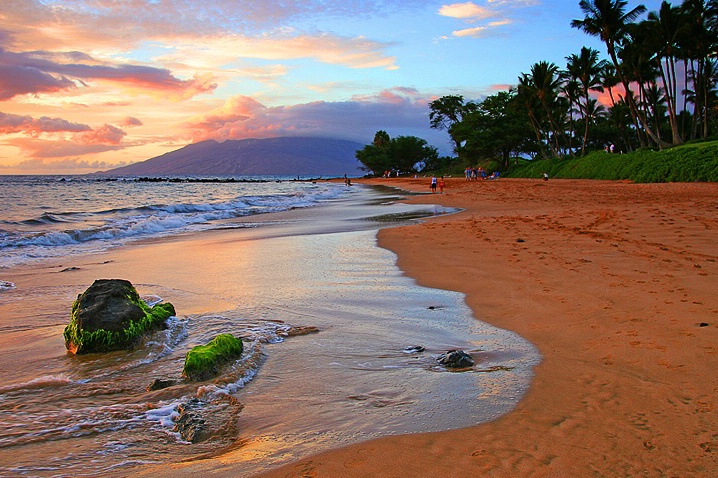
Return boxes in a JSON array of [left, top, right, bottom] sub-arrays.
[[439, 176, 445, 193], [430, 176, 437, 193]]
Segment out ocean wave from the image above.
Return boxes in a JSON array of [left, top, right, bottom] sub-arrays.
[[0, 374, 78, 394], [0, 181, 348, 267]]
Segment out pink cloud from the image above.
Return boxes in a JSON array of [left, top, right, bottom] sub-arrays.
[[75, 124, 126, 145], [120, 116, 143, 127], [185, 89, 452, 152], [0, 111, 92, 135], [0, 48, 217, 100], [0, 157, 128, 172], [6, 137, 125, 158]]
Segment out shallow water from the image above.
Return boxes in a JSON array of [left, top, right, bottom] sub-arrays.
[[0, 185, 539, 477]]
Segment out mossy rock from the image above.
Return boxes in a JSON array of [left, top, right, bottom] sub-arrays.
[[182, 334, 243, 382], [63, 279, 176, 354]]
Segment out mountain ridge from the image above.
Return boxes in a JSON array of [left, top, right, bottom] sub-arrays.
[[103, 137, 365, 176]]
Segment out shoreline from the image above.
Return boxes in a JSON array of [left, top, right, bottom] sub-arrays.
[[254, 177, 718, 477]]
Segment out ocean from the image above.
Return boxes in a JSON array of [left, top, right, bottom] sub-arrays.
[[0, 175, 539, 477]]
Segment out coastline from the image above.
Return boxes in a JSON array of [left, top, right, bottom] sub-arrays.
[[253, 177, 718, 477], [3, 177, 717, 477]]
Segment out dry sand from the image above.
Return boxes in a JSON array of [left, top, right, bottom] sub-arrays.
[[254, 177, 718, 477]]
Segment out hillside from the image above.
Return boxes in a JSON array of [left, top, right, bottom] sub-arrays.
[[103, 137, 365, 176]]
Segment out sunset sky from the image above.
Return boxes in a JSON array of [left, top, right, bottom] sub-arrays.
[[0, 0, 660, 174]]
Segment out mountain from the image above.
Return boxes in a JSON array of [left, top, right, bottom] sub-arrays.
[[103, 137, 366, 176]]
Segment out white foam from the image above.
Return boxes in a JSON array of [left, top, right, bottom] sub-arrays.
[[0, 280, 14, 291]]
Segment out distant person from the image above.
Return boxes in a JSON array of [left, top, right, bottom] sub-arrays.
[[430, 176, 437, 193], [543, 172, 549, 181], [439, 176, 445, 193]]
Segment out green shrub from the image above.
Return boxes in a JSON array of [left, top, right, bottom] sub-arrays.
[[506, 141, 718, 182]]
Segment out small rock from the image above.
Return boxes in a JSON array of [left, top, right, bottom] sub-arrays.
[[173, 398, 208, 443], [437, 350, 474, 368], [699, 322, 709, 327], [516, 238, 525, 243], [146, 378, 178, 391], [403, 345, 425, 354]]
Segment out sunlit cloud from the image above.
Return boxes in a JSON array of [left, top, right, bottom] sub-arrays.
[[185, 88, 443, 145], [0, 48, 218, 101], [0, 157, 129, 172], [0, 111, 92, 134], [6, 137, 125, 158], [438, 0, 535, 38], [120, 117, 143, 127], [439, 2, 496, 19]]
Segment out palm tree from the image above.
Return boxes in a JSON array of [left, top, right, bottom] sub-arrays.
[[566, 47, 609, 155], [518, 61, 566, 158], [680, 0, 718, 139], [647, 1, 685, 144], [571, 0, 672, 149], [597, 63, 621, 108]]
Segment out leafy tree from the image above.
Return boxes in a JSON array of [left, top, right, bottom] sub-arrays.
[[355, 132, 438, 175], [428, 95, 478, 158], [457, 89, 533, 168]]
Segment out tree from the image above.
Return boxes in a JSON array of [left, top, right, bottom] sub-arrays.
[[428, 95, 478, 158], [457, 89, 533, 168], [565, 47, 609, 155], [355, 132, 438, 175], [571, 0, 672, 149], [518, 61, 567, 158]]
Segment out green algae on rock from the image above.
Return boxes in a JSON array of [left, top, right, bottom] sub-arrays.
[[63, 279, 175, 354], [182, 334, 243, 381]]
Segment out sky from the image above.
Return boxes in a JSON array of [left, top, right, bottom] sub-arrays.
[[0, 0, 662, 174]]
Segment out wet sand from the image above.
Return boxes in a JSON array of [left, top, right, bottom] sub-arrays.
[[253, 177, 718, 477], [0, 184, 535, 477]]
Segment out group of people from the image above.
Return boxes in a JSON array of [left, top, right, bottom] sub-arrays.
[[464, 166, 489, 181]]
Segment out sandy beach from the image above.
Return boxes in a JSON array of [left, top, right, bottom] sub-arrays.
[[3, 177, 717, 477], [251, 177, 718, 477]]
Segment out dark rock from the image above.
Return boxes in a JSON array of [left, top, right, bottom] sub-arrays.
[[699, 322, 709, 327], [146, 378, 178, 391], [63, 279, 175, 354], [403, 345, 425, 354], [437, 350, 475, 368], [173, 398, 208, 443]]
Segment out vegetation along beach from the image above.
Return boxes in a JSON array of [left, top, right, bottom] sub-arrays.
[[1, 0, 718, 477]]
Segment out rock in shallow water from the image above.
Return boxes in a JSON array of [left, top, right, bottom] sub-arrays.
[[437, 350, 475, 368], [182, 333, 244, 381], [63, 279, 175, 354]]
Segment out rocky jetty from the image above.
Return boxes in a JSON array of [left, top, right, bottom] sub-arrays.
[[63, 279, 175, 354], [182, 333, 244, 381]]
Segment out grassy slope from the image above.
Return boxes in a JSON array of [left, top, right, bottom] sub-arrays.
[[505, 141, 718, 182]]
